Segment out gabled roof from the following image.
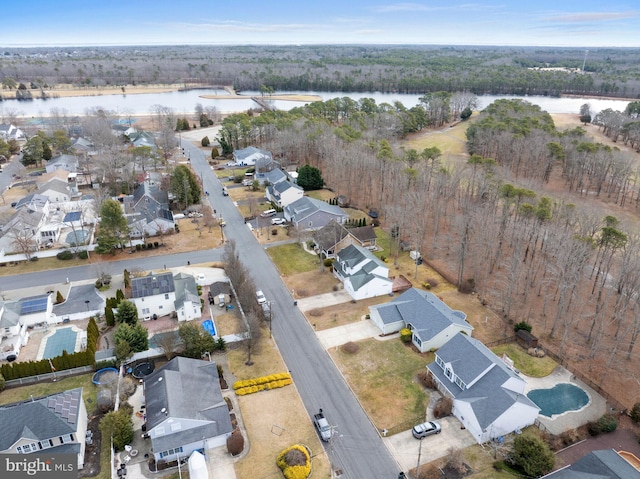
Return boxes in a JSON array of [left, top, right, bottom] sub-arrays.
[[144, 357, 233, 451], [47, 154, 78, 167], [233, 146, 272, 162], [0, 388, 84, 450], [542, 449, 640, 478], [259, 168, 287, 185], [428, 333, 538, 430], [208, 281, 231, 296], [132, 181, 168, 207], [131, 272, 175, 298], [313, 221, 349, 250], [371, 288, 471, 341], [349, 225, 376, 243], [336, 244, 390, 293], [173, 273, 200, 311], [15, 193, 49, 210], [285, 196, 347, 223], [36, 178, 71, 197]]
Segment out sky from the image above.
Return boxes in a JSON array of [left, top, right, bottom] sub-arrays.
[[1, 1, 638, 48]]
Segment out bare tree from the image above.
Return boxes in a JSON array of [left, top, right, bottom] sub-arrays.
[[244, 311, 263, 366], [156, 330, 180, 360], [9, 225, 37, 260]]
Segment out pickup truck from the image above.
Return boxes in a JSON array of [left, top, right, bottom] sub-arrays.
[[313, 409, 332, 442]]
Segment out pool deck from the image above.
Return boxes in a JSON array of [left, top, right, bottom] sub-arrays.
[[523, 365, 607, 436]]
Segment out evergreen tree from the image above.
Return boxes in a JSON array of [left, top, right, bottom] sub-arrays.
[[114, 322, 148, 353], [296, 165, 324, 191], [511, 433, 555, 477], [171, 164, 202, 208], [115, 299, 138, 325]]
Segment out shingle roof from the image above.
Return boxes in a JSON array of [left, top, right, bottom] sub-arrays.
[[173, 273, 200, 312], [542, 449, 640, 478], [0, 388, 83, 450], [313, 221, 349, 250], [349, 225, 376, 242]]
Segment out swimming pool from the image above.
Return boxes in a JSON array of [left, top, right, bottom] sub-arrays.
[[527, 383, 589, 417], [42, 327, 78, 359], [202, 319, 217, 337]]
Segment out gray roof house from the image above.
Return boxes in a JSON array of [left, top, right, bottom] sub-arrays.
[[123, 181, 174, 238], [0, 388, 88, 469], [144, 357, 233, 463], [0, 123, 25, 141], [427, 333, 540, 444], [257, 167, 287, 186], [266, 179, 304, 208], [333, 244, 393, 300], [131, 271, 200, 322], [541, 449, 640, 479], [45, 154, 79, 173], [233, 146, 272, 166], [284, 196, 349, 231], [313, 222, 378, 259], [173, 273, 202, 322], [369, 288, 473, 352]]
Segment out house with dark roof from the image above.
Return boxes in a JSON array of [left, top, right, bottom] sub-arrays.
[[266, 179, 304, 208], [541, 449, 640, 479], [427, 333, 540, 444], [233, 146, 272, 167], [123, 181, 174, 238], [0, 388, 88, 469], [314, 222, 378, 259], [369, 288, 473, 351], [144, 357, 233, 463], [284, 196, 349, 231], [131, 272, 200, 321], [333, 244, 393, 300]]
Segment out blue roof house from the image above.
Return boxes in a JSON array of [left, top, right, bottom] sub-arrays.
[[427, 333, 540, 444], [369, 288, 473, 352]]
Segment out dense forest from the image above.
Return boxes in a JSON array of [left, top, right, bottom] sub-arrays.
[[2, 44, 640, 98]]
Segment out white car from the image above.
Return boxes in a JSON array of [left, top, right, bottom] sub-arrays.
[[256, 290, 266, 304], [271, 217, 286, 225]]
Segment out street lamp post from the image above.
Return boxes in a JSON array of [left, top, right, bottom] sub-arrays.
[[85, 300, 90, 312]]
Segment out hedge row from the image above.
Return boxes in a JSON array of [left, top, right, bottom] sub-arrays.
[[235, 378, 293, 396], [233, 372, 291, 390], [0, 317, 99, 381], [276, 444, 311, 479]]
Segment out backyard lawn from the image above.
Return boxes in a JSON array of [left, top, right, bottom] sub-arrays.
[[0, 373, 98, 409], [267, 243, 320, 276], [330, 338, 430, 435], [491, 343, 558, 377]]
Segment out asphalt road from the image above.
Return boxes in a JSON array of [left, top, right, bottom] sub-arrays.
[[183, 141, 401, 478]]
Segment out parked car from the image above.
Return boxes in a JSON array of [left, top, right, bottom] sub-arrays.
[[256, 290, 266, 304], [411, 421, 441, 439], [260, 209, 277, 218], [271, 217, 286, 225]]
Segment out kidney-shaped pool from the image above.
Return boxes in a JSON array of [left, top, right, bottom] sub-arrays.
[[527, 383, 589, 417]]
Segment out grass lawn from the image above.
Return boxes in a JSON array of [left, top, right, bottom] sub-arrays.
[[0, 373, 98, 409], [330, 338, 430, 435], [307, 295, 394, 331], [402, 118, 472, 155], [305, 189, 335, 202], [491, 343, 558, 377], [267, 243, 320, 276], [0, 256, 90, 276], [283, 269, 340, 298]]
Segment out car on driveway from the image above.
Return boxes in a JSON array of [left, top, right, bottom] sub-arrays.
[[256, 290, 266, 304], [271, 217, 286, 225], [411, 421, 441, 439]]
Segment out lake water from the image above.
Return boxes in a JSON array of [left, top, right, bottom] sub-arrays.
[[0, 88, 632, 118]]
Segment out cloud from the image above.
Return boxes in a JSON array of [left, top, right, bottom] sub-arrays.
[[545, 11, 637, 23]]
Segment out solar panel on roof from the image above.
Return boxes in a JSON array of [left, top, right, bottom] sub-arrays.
[[20, 296, 48, 315]]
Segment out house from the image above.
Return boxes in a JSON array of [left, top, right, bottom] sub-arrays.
[[0, 388, 88, 469], [0, 208, 47, 255], [233, 146, 272, 167], [45, 154, 79, 173], [266, 180, 304, 208], [427, 333, 540, 444], [0, 301, 28, 361], [14, 193, 50, 214], [123, 181, 174, 238], [126, 130, 156, 148], [131, 272, 201, 321], [71, 137, 95, 156], [143, 357, 233, 463], [0, 123, 25, 141], [284, 196, 349, 231], [51, 284, 105, 323], [369, 288, 473, 352], [333, 244, 393, 300], [541, 449, 640, 479], [257, 167, 287, 186], [208, 281, 231, 306], [36, 178, 75, 203], [313, 222, 377, 259]]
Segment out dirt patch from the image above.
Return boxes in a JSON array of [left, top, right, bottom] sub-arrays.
[[282, 269, 341, 298], [79, 412, 104, 478]]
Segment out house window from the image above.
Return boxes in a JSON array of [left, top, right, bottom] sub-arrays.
[[413, 336, 422, 347], [455, 377, 465, 389], [17, 443, 37, 453], [436, 357, 444, 369], [142, 308, 150, 315], [59, 434, 74, 444], [165, 294, 169, 299], [445, 368, 453, 380]]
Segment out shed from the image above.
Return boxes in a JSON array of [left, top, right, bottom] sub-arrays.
[[516, 329, 538, 349]]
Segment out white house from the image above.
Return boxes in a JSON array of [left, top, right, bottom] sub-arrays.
[[0, 301, 29, 361], [144, 357, 233, 463], [266, 180, 304, 208], [45, 154, 79, 173], [369, 288, 473, 352], [427, 333, 540, 444], [333, 244, 393, 300], [284, 196, 349, 231], [233, 146, 272, 166], [0, 388, 88, 470], [131, 272, 201, 321], [0, 123, 25, 141]]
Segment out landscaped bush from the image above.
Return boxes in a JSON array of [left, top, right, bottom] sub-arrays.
[[233, 372, 293, 395], [400, 328, 412, 343], [276, 445, 311, 479], [417, 370, 437, 389], [78, 250, 88, 259], [154, 241, 159, 248], [514, 321, 533, 333], [135, 244, 141, 251], [630, 402, 640, 423], [323, 258, 334, 267], [341, 341, 359, 354], [227, 429, 244, 456], [56, 250, 73, 260], [433, 396, 453, 418], [421, 282, 431, 290], [588, 414, 618, 436]]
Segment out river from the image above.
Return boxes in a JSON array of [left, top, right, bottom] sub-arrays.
[[0, 88, 633, 119]]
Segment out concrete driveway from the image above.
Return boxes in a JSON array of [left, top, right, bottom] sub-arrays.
[[316, 319, 382, 349], [296, 290, 352, 311], [384, 416, 477, 473]]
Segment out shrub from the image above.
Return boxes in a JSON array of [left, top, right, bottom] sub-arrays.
[[514, 321, 533, 333], [30, 256, 38, 261], [323, 258, 334, 267], [417, 370, 437, 389], [342, 341, 359, 354], [426, 278, 439, 288], [433, 396, 453, 418], [226, 430, 244, 456], [135, 244, 141, 251], [55, 291, 65, 304], [276, 445, 311, 479], [201, 136, 210, 147], [400, 328, 412, 343], [154, 241, 159, 247], [588, 414, 619, 436], [421, 282, 431, 290], [78, 250, 88, 259], [147, 243, 153, 249], [630, 402, 640, 423], [0, 374, 5, 392], [510, 433, 555, 477], [57, 250, 73, 260]]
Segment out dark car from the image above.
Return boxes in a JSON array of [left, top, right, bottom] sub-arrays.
[[411, 420, 441, 439]]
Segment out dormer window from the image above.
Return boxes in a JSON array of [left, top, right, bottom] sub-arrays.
[[445, 368, 453, 380]]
